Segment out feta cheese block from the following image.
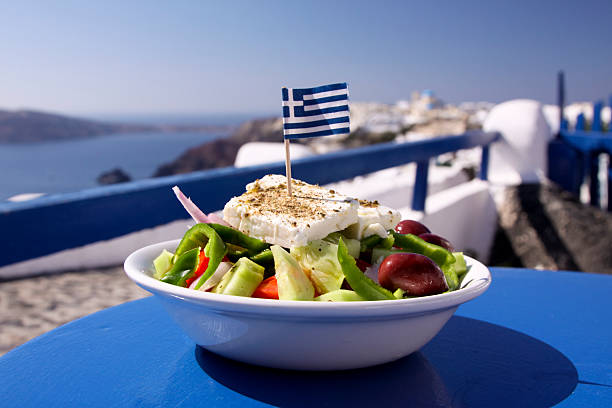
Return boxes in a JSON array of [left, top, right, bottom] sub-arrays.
[[343, 200, 402, 239], [223, 175, 359, 248]]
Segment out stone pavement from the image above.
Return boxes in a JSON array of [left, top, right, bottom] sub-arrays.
[[490, 182, 612, 274], [0, 266, 148, 356]]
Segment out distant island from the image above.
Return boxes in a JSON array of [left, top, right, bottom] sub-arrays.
[[0, 109, 234, 143]]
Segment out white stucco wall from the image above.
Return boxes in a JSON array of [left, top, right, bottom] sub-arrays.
[[483, 99, 554, 185], [234, 142, 314, 168]]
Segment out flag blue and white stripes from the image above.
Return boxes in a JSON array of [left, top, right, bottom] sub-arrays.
[[281, 82, 350, 139]]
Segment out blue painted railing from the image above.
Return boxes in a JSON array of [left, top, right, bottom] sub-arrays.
[[0, 131, 499, 268], [550, 72, 611, 210]]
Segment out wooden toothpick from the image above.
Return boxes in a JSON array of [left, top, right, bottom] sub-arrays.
[[284, 138, 293, 196]]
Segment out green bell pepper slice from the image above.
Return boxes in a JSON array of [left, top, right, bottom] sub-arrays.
[[209, 223, 269, 256], [173, 223, 227, 290], [392, 232, 455, 267], [161, 247, 200, 287], [453, 252, 468, 279], [392, 232, 459, 291], [225, 243, 250, 263], [360, 235, 383, 253], [441, 262, 459, 291], [250, 248, 274, 266], [337, 238, 395, 301], [377, 233, 395, 249]]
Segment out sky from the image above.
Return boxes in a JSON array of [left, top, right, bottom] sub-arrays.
[[1, 0, 611, 117]]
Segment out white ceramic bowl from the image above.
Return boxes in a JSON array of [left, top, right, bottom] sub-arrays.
[[124, 239, 491, 370]]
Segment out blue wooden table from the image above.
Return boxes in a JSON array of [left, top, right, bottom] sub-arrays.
[[1, 268, 611, 407]]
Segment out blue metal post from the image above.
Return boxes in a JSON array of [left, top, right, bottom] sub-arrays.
[[560, 118, 569, 131], [479, 144, 490, 181], [577, 114, 591, 201], [576, 113, 586, 131], [411, 160, 429, 211], [608, 164, 612, 212], [609, 95, 612, 131], [547, 139, 584, 196], [557, 71, 565, 136], [592, 101, 603, 131], [589, 152, 600, 207], [608, 161, 612, 212], [588, 102, 604, 207]]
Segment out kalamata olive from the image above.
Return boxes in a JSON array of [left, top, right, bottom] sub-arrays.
[[395, 220, 430, 236], [378, 253, 448, 296], [418, 233, 454, 252]]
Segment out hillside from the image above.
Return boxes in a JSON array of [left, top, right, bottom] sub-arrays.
[[153, 116, 403, 176], [154, 117, 283, 176], [153, 99, 482, 177], [0, 109, 232, 143]]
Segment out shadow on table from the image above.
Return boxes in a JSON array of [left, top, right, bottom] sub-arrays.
[[195, 316, 577, 408]]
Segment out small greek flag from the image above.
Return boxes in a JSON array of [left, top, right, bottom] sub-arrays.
[[282, 82, 350, 139]]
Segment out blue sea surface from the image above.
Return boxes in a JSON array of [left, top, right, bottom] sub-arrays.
[[0, 131, 226, 201], [89, 112, 268, 126]]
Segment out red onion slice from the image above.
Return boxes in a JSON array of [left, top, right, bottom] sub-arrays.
[[207, 212, 230, 226], [172, 186, 209, 224], [364, 259, 382, 283], [189, 261, 233, 291]]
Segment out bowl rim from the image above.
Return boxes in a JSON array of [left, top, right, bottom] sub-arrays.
[[124, 239, 491, 318]]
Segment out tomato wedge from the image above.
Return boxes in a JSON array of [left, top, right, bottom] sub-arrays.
[[252, 276, 279, 299], [185, 250, 210, 287]]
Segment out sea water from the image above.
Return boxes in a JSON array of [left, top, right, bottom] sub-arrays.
[[0, 131, 226, 201]]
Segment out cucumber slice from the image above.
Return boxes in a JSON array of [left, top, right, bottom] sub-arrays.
[[315, 289, 365, 302], [213, 257, 264, 297], [272, 245, 315, 301], [153, 249, 174, 279]]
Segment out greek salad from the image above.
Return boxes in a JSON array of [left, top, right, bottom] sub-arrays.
[[152, 175, 468, 301]]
